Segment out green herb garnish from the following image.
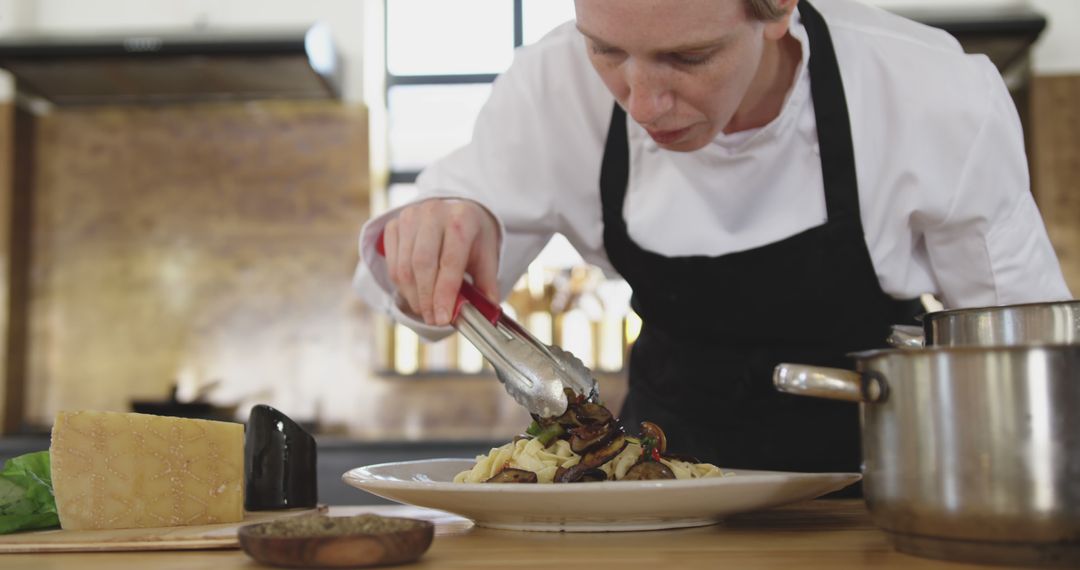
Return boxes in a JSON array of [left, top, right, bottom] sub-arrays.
[[640, 436, 658, 461], [525, 421, 565, 447]]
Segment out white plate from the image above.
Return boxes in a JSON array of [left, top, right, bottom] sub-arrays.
[[342, 458, 861, 532]]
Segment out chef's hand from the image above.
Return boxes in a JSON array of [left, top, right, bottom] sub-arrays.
[[383, 198, 500, 326]]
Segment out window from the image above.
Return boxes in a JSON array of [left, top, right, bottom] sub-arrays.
[[376, 0, 638, 376]]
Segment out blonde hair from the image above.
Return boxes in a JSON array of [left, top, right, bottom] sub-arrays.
[[746, 0, 788, 21]]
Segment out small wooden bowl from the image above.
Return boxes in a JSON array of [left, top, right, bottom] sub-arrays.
[[238, 514, 434, 568]]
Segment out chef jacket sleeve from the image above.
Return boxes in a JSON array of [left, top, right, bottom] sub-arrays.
[[353, 52, 566, 341], [921, 60, 1072, 308]]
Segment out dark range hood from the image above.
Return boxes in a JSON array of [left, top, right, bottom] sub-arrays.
[[0, 24, 342, 105], [895, 4, 1047, 75]]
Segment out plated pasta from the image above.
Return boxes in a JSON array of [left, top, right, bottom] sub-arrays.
[[454, 393, 729, 484]]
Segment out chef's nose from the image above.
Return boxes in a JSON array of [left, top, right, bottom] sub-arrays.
[[625, 62, 673, 125]]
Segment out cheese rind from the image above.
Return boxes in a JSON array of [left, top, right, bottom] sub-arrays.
[[50, 410, 245, 530]]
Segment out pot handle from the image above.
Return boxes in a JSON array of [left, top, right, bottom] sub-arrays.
[[773, 363, 887, 403], [886, 324, 925, 348]]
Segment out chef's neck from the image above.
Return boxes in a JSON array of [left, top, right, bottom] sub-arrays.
[[724, 31, 802, 134]]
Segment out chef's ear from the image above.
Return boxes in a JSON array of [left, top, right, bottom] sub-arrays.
[[762, 0, 799, 41]]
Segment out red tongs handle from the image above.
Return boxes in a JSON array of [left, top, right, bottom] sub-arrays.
[[375, 231, 501, 325]]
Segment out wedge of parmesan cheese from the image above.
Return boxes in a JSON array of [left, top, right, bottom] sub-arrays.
[[50, 410, 245, 530]]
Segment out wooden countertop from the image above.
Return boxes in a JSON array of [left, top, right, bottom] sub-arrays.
[[0, 500, 1022, 569]]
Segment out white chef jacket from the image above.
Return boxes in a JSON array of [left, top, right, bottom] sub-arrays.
[[355, 0, 1071, 340]]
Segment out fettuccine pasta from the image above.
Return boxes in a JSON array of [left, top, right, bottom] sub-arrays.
[[454, 437, 729, 483], [454, 391, 731, 484]]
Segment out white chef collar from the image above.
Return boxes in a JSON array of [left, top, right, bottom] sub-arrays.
[[708, 6, 812, 153]]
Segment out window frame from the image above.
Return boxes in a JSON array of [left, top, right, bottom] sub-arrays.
[[384, 0, 524, 188]]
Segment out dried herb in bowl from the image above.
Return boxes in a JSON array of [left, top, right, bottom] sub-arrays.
[[238, 514, 435, 568], [246, 514, 427, 538]]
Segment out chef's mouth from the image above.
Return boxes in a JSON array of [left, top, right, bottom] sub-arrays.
[[646, 126, 691, 145]]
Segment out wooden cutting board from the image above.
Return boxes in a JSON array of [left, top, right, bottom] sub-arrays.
[[0, 506, 326, 553]]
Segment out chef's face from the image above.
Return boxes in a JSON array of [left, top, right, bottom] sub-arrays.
[[575, 0, 793, 152]]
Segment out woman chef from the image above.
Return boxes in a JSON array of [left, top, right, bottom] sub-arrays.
[[353, 0, 1071, 476]]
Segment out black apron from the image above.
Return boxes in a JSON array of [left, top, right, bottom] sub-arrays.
[[602, 1, 921, 480]]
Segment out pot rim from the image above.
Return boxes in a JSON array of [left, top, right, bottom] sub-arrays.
[[850, 342, 1080, 361], [919, 299, 1080, 322]]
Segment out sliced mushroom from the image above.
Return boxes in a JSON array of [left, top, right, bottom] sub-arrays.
[[485, 468, 538, 483], [581, 432, 627, 467], [557, 433, 628, 482], [563, 387, 585, 403], [555, 464, 590, 483], [573, 403, 613, 425], [622, 460, 676, 481], [569, 422, 613, 454], [638, 421, 667, 454], [551, 400, 614, 430], [578, 468, 608, 482], [552, 406, 583, 429]]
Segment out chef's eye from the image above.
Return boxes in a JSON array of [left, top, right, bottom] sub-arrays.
[[590, 43, 622, 57], [671, 51, 714, 66]]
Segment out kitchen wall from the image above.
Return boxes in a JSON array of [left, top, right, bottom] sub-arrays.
[[1031, 76, 1080, 292], [18, 101, 373, 428], [4, 96, 542, 438], [1026, 0, 1080, 293]]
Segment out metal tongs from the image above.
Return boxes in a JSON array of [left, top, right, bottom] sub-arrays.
[[376, 234, 599, 417]]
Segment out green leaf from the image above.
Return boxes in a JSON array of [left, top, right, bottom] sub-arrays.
[[0, 512, 59, 534], [535, 423, 565, 446], [0, 451, 60, 534]]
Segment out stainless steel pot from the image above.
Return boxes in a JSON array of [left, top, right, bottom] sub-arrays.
[[774, 345, 1080, 567], [888, 300, 1080, 348]]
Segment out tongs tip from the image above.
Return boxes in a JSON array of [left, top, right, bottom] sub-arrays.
[[454, 297, 600, 419]]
